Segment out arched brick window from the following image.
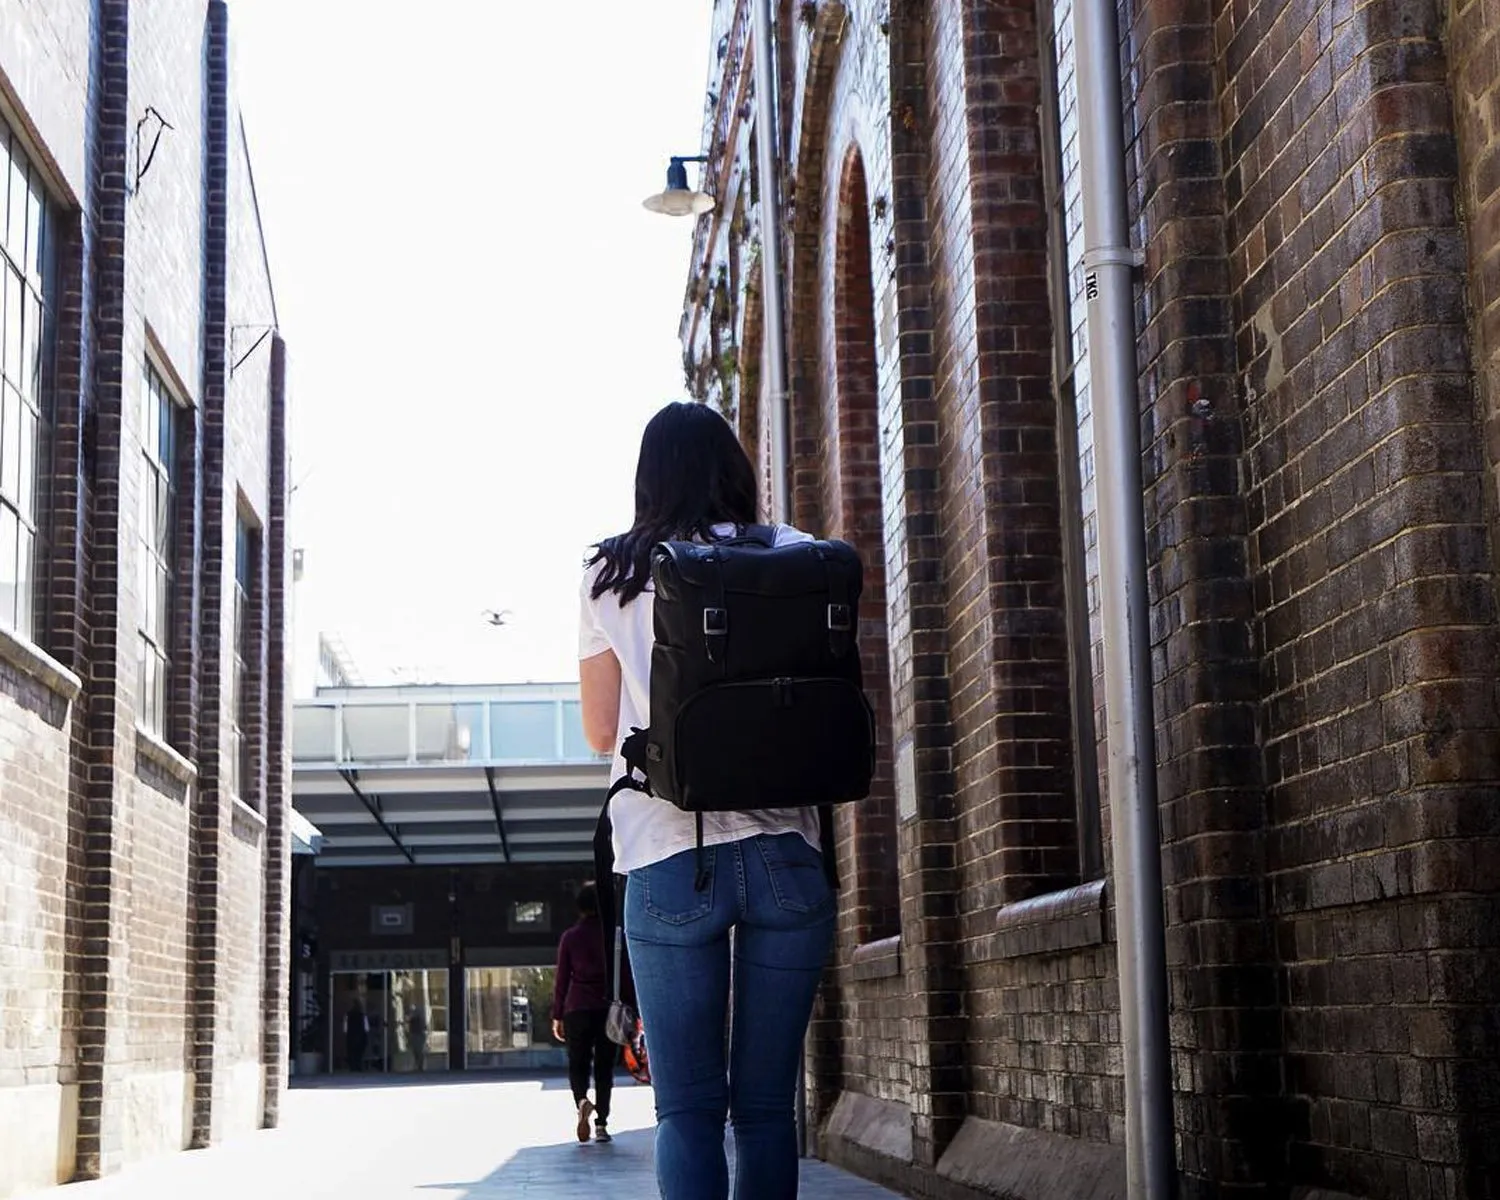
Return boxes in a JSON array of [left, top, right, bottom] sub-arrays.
[[831, 145, 900, 940]]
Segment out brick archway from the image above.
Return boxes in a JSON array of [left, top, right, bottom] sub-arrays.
[[830, 143, 900, 942]]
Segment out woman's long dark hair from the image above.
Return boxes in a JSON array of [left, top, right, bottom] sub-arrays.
[[588, 402, 758, 604]]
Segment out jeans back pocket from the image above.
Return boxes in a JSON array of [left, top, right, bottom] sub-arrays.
[[640, 850, 716, 926], [755, 833, 834, 916]]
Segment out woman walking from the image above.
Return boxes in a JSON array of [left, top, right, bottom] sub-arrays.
[[552, 882, 626, 1143], [577, 401, 837, 1199]]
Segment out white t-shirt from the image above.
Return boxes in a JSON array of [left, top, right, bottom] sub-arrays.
[[579, 522, 822, 874]]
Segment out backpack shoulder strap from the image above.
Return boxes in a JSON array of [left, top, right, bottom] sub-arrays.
[[718, 523, 778, 547]]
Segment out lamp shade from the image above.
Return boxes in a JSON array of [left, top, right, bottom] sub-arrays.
[[643, 157, 715, 217]]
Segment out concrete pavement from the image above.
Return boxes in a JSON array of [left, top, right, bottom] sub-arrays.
[[26, 1072, 901, 1198]]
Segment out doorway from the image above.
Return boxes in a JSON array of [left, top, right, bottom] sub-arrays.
[[330, 968, 449, 1073]]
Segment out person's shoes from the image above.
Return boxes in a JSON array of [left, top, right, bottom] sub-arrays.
[[576, 1098, 595, 1143], [594, 1121, 612, 1144]]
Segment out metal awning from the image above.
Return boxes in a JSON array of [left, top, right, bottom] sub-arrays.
[[291, 685, 610, 868], [291, 807, 324, 855]]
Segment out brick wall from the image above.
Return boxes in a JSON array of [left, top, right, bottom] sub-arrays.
[[116, 0, 210, 1165], [0, 15, 91, 1183], [1219, 0, 1500, 1195], [0, 2, 291, 1192], [1122, 0, 1280, 1193], [681, 0, 1500, 1196]]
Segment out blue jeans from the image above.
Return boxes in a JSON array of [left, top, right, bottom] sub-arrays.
[[625, 832, 836, 1200]]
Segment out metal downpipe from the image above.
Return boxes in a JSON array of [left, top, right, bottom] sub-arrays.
[[1072, 1, 1176, 1196], [752, 0, 791, 523], [749, 0, 809, 1156]]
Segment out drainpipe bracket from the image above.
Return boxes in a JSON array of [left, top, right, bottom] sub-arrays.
[[1082, 246, 1145, 271]]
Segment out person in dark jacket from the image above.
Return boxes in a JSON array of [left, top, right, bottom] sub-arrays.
[[552, 882, 632, 1143], [345, 997, 368, 1073]]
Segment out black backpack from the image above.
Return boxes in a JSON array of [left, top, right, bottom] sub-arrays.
[[593, 525, 876, 914]]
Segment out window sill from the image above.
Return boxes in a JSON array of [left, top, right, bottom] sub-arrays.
[[0, 624, 82, 707], [230, 797, 266, 845], [135, 726, 197, 787], [850, 935, 902, 981], [984, 879, 1108, 961]]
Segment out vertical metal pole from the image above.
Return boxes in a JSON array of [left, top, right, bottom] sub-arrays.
[[750, 0, 809, 1157], [752, 0, 791, 524], [1073, 2, 1175, 1197]]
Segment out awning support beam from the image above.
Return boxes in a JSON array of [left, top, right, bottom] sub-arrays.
[[338, 768, 416, 865], [485, 766, 512, 864]]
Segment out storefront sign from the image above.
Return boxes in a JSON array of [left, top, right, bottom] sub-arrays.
[[329, 949, 446, 973], [466, 946, 556, 968]]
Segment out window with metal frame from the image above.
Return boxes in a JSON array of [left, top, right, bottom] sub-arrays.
[[138, 361, 182, 741], [0, 122, 53, 642], [229, 513, 261, 807], [1038, 0, 1103, 879]]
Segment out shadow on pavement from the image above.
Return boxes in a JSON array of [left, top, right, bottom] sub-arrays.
[[417, 1127, 659, 1197], [291, 1069, 575, 1094], [412, 1127, 900, 1198]]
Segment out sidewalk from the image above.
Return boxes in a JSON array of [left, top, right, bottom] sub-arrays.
[[31, 1073, 901, 1198]]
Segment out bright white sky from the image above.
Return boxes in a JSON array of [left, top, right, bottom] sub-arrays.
[[232, 1, 714, 689]]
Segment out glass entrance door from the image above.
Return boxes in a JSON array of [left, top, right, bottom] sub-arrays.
[[330, 972, 381, 1072], [464, 966, 562, 1069], [388, 968, 449, 1073], [330, 968, 449, 1073]]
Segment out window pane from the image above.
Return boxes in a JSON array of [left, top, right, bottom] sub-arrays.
[[154, 562, 170, 644], [414, 703, 483, 763], [0, 504, 18, 631], [0, 265, 8, 386], [141, 644, 158, 734], [15, 524, 32, 641], [159, 390, 174, 462], [0, 384, 20, 500], [236, 520, 252, 589], [560, 701, 594, 760], [292, 705, 337, 762], [2, 272, 19, 383], [6, 153, 25, 265], [21, 291, 40, 402], [227, 727, 240, 799], [138, 460, 153, 534], [24, 176, 43, 281], [240, 736, 255, 809], [155, 473, 171, 554], [341, 705, 410, 763], [16, 403, 36, 523], [0, 133, 11, 246], [141, 550, 158, 643], [135, 637, 147, 725], [140, 366, 154, 444], [489, 702, 558, 761]]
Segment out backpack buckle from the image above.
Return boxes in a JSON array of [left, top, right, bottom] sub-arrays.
[[703, 607, 728, 636], [827, 603, 852, 632]]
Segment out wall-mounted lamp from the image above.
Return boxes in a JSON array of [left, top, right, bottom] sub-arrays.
[[642, 156, 715, 217]]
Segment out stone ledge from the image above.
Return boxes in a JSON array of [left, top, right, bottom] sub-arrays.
[[984, 878, 1108, 961], [0, 625, 82, 717], [823, 1090, 913, 1164], [938, 1115, 1125, 1200], [231, 798, 266, 846], [135, 727, 197, 789], [850, 935, 902, 981]]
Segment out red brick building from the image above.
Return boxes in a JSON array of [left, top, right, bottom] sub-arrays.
[[679, 2, 1500, 1197], [0, 2, 291, 1192]]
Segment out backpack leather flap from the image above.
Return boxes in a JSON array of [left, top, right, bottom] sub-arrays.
[[653, 538, 863, 602]]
